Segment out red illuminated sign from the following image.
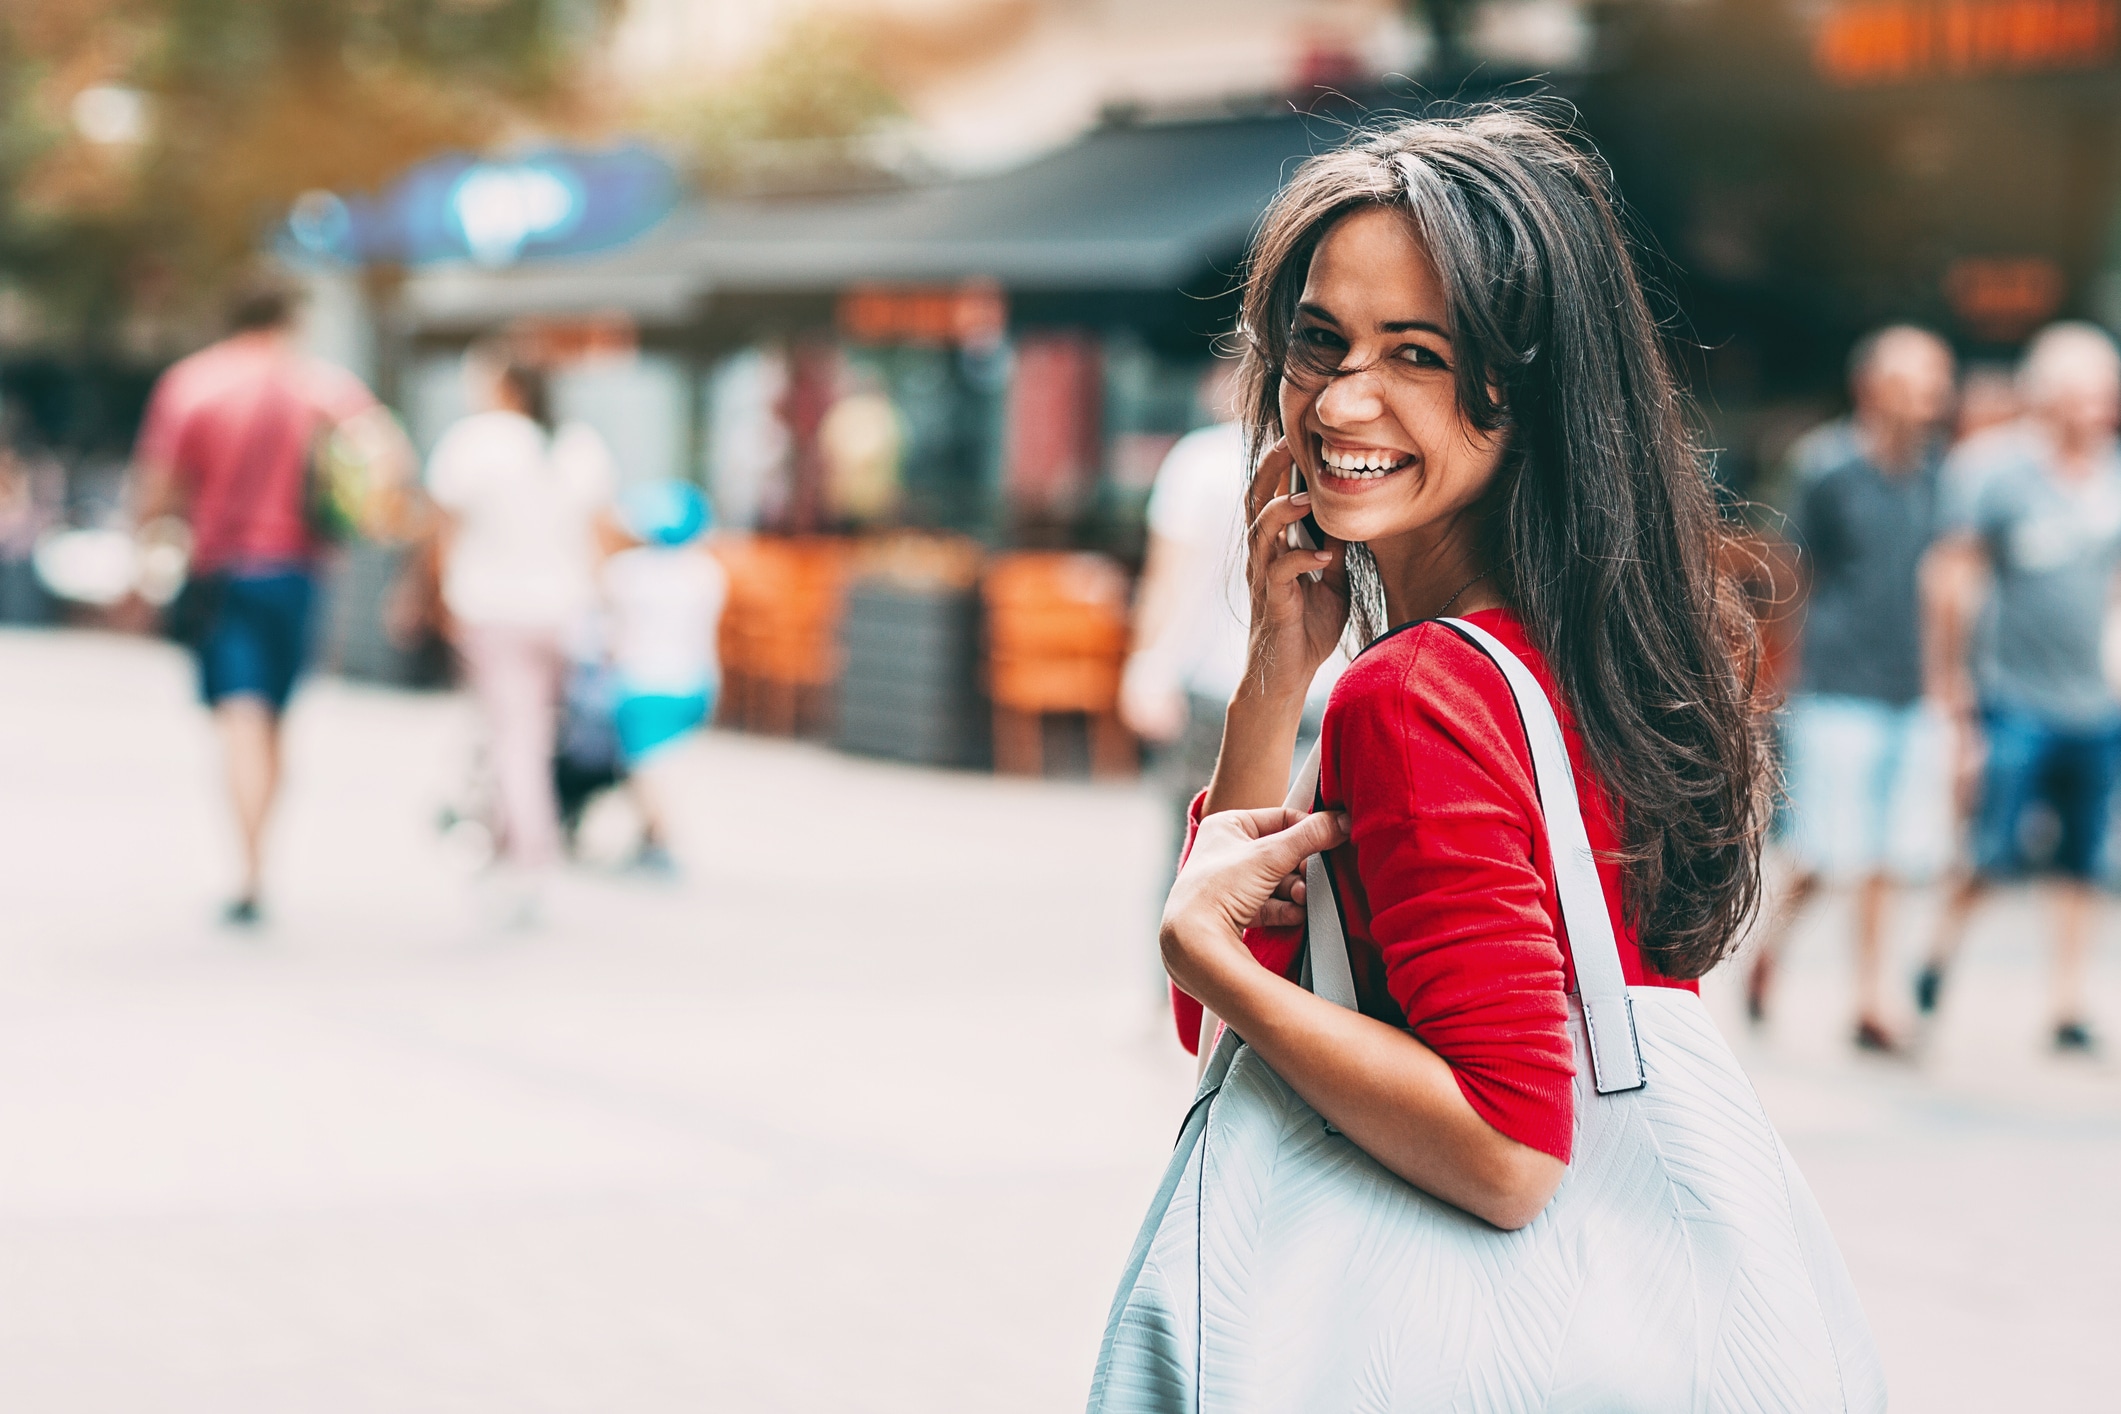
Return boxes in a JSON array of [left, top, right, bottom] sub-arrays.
[[1815, 0, 2120, 84]]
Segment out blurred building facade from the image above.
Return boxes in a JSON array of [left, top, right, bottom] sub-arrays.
[[13, 0, 2121, 619]]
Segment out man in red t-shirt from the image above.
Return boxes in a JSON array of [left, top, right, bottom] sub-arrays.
[[132, 271, 408, 924]]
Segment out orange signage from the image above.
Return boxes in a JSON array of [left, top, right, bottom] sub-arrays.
[[1815, 0, 2120, 84], [837, 281, 1006, 347], [505, 313, 637, 364], [1944, 256, 2066, 341]]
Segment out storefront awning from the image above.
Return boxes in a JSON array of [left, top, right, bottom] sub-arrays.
[[401, 110, 1330, 329]]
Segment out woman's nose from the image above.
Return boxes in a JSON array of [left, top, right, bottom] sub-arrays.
[[1315, 368, 1386, 428]]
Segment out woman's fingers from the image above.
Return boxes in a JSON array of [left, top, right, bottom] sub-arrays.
[[1250, 898, 1306, 929], [1248, 490, 1314, 546], [1247, 438, 1292, 520], [1266, 544, 1337, 586], [1224, 806, 1350, 859]]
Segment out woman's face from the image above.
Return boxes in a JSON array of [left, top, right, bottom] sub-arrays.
[[1278, 205, 1507, 554]]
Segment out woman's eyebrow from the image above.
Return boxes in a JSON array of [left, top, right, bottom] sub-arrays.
[[1294, 301, 1340, 326], [1379, 319, 1450, 337]]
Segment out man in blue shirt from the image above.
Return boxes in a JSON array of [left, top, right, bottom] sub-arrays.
[[1748, 326, 1956, 1052], [1920, 322, 2121, 1054]]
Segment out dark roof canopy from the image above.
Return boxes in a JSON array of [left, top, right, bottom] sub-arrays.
[[404, 110, 1338, 329]]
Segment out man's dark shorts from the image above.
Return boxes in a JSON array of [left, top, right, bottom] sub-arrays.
[[195, 567, 316, 714], [1973, 703, 2121, 881]]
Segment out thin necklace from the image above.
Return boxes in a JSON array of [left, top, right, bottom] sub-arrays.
[[1434, 571, 1489, 619]]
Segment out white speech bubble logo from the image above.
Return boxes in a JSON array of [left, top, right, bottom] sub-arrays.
[[450, 164, 580, 266]]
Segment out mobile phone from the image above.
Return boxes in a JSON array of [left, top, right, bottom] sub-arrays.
[[1285, 461, 1326, 582]]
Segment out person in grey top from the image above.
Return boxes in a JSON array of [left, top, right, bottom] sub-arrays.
[[1920, 322, 2121, 1054], [1747, 327, 1955, 1052]]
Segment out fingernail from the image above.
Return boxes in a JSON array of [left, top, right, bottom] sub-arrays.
[[1335, 813, 1351, 829], [1315, 551, 1332, 562], [1289, 491, 1310, 505]]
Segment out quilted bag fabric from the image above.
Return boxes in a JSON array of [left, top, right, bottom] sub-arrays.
[[1089, 618, 1886, 1412]]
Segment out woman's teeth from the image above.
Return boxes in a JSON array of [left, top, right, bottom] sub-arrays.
[[1319, 446, 1410, 479]]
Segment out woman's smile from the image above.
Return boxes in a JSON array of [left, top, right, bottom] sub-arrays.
[[1314, 437, 1416, 489]]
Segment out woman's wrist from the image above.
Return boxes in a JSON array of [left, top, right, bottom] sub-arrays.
[[1162, 917, 1279, 1028]]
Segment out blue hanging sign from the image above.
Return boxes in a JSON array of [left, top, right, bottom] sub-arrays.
[[282, 143, 681, 267]]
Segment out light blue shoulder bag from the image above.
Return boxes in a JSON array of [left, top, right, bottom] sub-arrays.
[[1089, 618, 1885, 1412]]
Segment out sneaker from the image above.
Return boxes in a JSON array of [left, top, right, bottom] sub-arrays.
[[1853, 1018, 1906, 1056], [631, 841, 678, 877], [221, 897, 261, 928], [2054, 1020, 2098, 1055], [1913, 963, 1944, 1016]]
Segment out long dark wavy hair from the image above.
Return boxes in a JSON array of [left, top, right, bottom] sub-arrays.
[[1237, 106, 1766, 979]]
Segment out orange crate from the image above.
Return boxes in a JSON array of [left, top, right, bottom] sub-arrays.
[[982, 552, 1136, 777]]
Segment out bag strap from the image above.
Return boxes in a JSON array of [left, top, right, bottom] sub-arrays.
[[1438, 617, 1644, 1093], [1282, 620, 1645, 1095], [1284, 740, 1358, 1011]]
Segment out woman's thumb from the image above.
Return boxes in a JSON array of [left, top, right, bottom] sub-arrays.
[[1261, 810, 1349, 871]]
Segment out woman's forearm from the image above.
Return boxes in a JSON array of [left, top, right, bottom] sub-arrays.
[[1194, 955, 1565, 1230], [1203, 682, 1308, 813]]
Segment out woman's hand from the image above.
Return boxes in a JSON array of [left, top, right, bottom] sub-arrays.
[[1200, 441, 1353, 815], [1160, 805, 1350, 1003], [1244, 439, 1350, 701]]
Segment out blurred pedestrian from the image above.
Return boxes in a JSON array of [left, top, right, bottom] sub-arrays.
[[1919, 322, 2121, 1053], [1746, 326, 1956, 1052], [1955, 362, 2022, 443], [601, 479, 727, 873], [130, 270, 408, 924], [1119, 360, 1339, 869], [423, 345, 615, 921]]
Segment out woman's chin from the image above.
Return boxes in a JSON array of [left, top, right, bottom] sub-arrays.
[[1313, 507, 1403, 547]]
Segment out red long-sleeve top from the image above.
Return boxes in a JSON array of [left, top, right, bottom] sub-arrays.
[[1171, 607, 1696, 1163]]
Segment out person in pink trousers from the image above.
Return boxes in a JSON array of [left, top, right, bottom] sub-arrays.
[[424, 344, 615, 923]]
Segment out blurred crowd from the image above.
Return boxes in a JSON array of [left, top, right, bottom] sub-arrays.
[[121, 271, 729, 930], [1746, 319, 2121, 1058], [11, 260, 2121, 1060]]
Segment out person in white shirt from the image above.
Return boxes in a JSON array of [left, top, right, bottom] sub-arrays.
[[603, 478, 728, 872], [425, 347, 615, 901]]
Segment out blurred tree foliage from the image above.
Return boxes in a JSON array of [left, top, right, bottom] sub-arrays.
[[645, 16, 906, 193], [0, 0, 615, 351]]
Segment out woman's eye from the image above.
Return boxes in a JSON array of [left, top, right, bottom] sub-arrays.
[[1398, 344, 1449, 369], [1297, 325, 1344, 351]]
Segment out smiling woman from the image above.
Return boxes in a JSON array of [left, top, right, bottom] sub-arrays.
[[1089, 107, 1884, 1412]]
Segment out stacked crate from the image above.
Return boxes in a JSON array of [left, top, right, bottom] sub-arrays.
[[834, 535, 990, 768], [982, 551, 1136, 778], [711, 536, 853, 737]]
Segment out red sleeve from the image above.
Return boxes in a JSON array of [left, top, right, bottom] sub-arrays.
[[1327, 628, 1577, 1162], [1168, 789, 1309, 1056], [1171, 790, 1209, 1054]]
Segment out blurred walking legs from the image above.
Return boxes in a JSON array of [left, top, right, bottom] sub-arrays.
[[1751, 695, 1947, 1049], [1917, 705, 2121, 1050], [458, 625, 565, 878], [212, 697, 282, 921], [1921, 874, 2102, 1049], [1750, 869, 1901, 1050]]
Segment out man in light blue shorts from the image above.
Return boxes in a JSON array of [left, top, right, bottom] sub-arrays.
[[1921, 322, 2121, 1054], [1750, 326, 1956, 1052]]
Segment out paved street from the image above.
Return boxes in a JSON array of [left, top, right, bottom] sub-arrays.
[[1, 628, 2116, 1411]]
